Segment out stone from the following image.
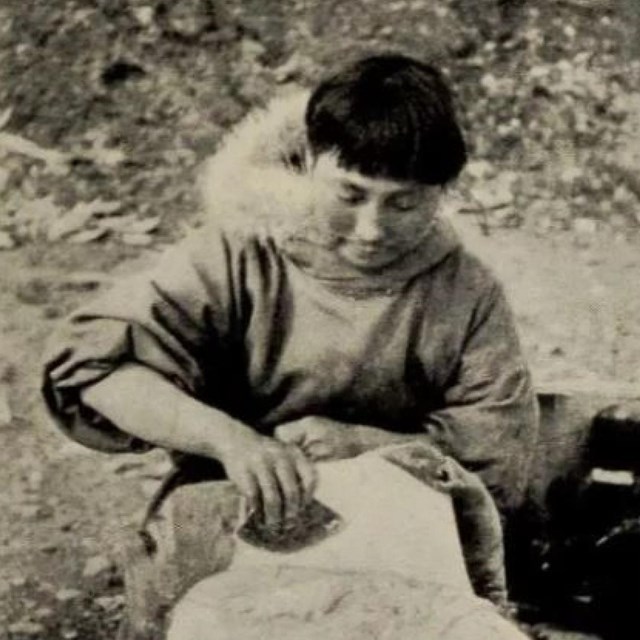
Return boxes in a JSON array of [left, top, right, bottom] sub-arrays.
[[83, 554, 114, 579], [66, 227, 109, 244], [10, 576, 27, 588], [94, 594, 125, 612], [133, 6, 154, 27], [0, 166, 9, 192], [56, 588, 82, 603], [33, 606, 54, 619], [7, 621, 45, 636], [0, 230, 15, 250], [573, 218, 598, 235], [0, 386, 12, 426], [121, 232, 153, 246]]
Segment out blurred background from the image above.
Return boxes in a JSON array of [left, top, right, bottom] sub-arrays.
[[1, 1, 640, 638]]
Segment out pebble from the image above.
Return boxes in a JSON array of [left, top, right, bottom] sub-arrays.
[[67, 227, 109, 244], [82, 554, 114, 579], [0, 386, 12, 426], [121, 232, 153, 246], [56, 588, 82, 603], [7, 621, 45, 636], [13, 504, 41, 520], [33, 606, 54, 619], [0, 166, 9, 192], [10, 577, 27, 589], [0, 230, 16, 250], [133, 6, 154, 27], [94, 594, 125, 611], [39, 542, 59, 554], [573, 217, 598, 235], [61, 630, 79, 640]]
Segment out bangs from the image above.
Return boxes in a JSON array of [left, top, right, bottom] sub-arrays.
[[306, 55, 467, 186]]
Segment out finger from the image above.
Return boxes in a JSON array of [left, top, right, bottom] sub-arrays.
[[234, 468, 260, 518], [293, 448, 318, 504], [254, 463, 283, 529], [303, 439, 332, 461], [274, 455, 303, 522], [274, 423, 305, 446]]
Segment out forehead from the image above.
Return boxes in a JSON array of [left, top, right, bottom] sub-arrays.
[[312, 152, 422, 194]]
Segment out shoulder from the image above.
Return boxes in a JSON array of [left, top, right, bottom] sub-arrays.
[[424, 240, 503, 306]]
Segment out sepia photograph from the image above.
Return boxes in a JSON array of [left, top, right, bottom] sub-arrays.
[[1, 1, 640, 638]]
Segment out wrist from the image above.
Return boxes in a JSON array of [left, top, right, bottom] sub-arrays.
[[175, 398, 257, 462]]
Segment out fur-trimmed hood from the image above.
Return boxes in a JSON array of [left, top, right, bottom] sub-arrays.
[[198, 88, 461, 289]]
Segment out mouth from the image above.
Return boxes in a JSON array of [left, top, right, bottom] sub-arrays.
[[347, 243, 389, 256]]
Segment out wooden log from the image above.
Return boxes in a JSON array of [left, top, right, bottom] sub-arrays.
[[116, 481, 239, 640]]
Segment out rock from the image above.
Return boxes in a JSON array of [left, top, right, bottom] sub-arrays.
[[10, 576, 27, 588], [0, 230, 16, 250], [48, 199, 121, 242], [133, 6, 154, 27], [573, 217, 598, 235], [162, 0, 216, 39], [7, 621, 45, 636], [66, 227, 109, 244], [33, 606, 54, 619], [121, 232, 153, 246], [26, 470, 43, 493], [273, 53, 313, 83], [82, 554, 115, 579], [125, 216, 161, 235], [465, 159, 495, 181], [61, 630, 79, 640], [472, 172, 518, 209], [94, 594, 125, 612], [0, 385, 12, 426], [56, 588, 82, 603], [13, 504, 42, 520], [0, 166, 9, 192]]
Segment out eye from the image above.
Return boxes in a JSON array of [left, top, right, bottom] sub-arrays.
[[388, 192, 420, 212], [338, 189, 366, 206]]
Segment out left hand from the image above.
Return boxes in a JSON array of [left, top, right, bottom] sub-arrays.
[[274, 416, 359, 462]]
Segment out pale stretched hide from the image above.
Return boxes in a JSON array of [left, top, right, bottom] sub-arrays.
[[168, 456, 527, 640]]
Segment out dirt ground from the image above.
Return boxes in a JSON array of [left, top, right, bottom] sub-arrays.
[[1, 1, 640, 638]]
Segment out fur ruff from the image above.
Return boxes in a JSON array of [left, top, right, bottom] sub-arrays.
[[198, 88, 314, 237]]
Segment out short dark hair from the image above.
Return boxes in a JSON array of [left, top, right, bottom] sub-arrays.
[[305, 54, 467, 185]]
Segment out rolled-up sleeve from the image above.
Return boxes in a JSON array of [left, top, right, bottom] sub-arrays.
[[424, 284, 539, 513], [42, 227, 239, 453]]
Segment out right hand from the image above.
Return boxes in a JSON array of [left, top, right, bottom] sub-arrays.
[[217, 427, 317, 529]]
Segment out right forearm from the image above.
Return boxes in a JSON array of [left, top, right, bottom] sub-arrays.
[[80, 363, 253, 460]]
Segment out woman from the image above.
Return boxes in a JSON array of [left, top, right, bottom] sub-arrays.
[[43, 55, 538, 634]]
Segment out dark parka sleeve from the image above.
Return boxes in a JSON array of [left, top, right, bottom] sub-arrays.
[[423, 281, 539, 514], [42, 226, 242, 453]]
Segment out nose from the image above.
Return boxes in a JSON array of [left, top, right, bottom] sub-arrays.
[[353, 202, 385, 244]]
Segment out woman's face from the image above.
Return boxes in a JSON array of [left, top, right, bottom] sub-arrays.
[[307, 152, 443, 271]]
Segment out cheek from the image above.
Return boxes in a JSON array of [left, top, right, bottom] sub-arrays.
[[389, 210, 435, 241], [314, 198, 355, 235]]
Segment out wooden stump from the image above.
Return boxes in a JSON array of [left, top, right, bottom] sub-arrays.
[[116, 481, 239, 640]]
